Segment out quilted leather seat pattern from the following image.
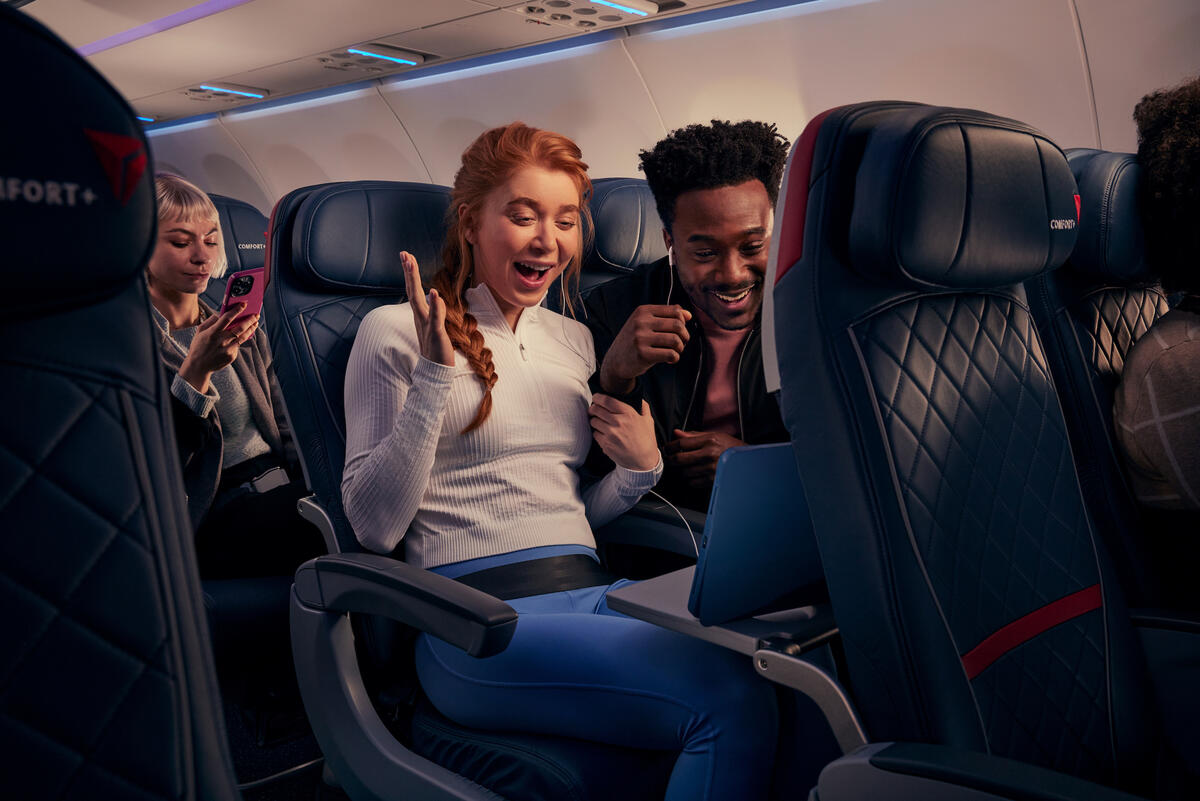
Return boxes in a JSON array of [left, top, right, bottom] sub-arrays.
[[853, 293, 1109, 777], [2, 6, 240, 799], [770, 103, 1155, 794], [1026, 149, 1172, 605], [2, 362, 182, 800]]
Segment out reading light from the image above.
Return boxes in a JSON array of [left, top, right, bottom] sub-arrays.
[[199, 84, 266, 99], [589, 0, 656, 16], [348, 47, 422, 66]]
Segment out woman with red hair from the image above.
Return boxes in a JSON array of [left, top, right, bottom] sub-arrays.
[[342, 123, 777, 800]]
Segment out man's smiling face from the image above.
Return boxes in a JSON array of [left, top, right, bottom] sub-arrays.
[[666, 178, 773, 330]]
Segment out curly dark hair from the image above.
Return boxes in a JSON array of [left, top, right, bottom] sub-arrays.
[[1135, 74, 1200, 293], [638, 120, 789, 233]]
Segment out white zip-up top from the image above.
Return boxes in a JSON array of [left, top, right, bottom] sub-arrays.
[[342, 284, 661, 567]]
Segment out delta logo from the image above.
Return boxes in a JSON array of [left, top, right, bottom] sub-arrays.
[[85, 129, 147, 205], [1050, 193, 1082, 231]]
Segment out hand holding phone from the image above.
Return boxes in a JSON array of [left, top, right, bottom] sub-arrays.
[[219, 267, 266, 322], [178, 304, 259, 394]]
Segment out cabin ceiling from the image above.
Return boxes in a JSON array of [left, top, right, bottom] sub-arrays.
[[24, 0, 746, 123]]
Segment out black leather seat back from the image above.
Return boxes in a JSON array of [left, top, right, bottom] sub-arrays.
[[201, 193, 269, 311], [1026, 149, 1170, 605], [769, 102, 1154, 792], [549, 177, 665, 313], [0, 7, 238, 799], [265, 180, 451, 554]]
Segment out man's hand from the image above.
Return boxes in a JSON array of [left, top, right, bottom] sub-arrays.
[[598, 304, 691, 394], [664, 428, 744, 489]]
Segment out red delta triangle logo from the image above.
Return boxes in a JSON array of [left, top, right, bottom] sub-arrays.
[[1074, 193, 1081, 223], [84, 129, 147, 205]]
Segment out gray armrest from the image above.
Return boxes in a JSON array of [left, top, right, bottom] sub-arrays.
[[593, 497, 706, 558], [293, 553, 517, 658], [816, 742, 1148, 801], [290, 553, 510, 801]]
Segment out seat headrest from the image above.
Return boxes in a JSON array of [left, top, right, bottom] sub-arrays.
[[210, 193, 268, 273], [850, 106, 1079, 289], [1064, 149, 1149, 281], [1, 6, 155, 317], [585, 178, 666, 276], [291, 181, 451, 291]]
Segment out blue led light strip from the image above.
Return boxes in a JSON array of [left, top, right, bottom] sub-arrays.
[[136, 116, 156, 123], [347, 47, 417, 66], [590, 0, 649, 16], [79, 0, 255, 56], [199, 84, 264, 98]]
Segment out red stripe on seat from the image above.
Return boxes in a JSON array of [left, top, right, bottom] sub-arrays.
[[961, 584, 1102, 680], [774, 108, 836, 286]]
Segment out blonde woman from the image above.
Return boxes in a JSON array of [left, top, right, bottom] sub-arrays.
[[149, 174, 322, 577]]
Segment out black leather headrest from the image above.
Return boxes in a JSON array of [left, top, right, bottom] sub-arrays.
[[2, 6, 155, 317], [210, 193, 268, 273], [850, 106, 1079, 289], [585, 178, 666, 276], [291, 181, 451, 291], [1064, 149, 1149, 282]]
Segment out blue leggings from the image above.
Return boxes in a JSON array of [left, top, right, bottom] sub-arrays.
[[415, 548, 779, 801]]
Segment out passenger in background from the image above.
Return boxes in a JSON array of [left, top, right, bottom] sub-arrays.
[[583, 120, 791, 513], [1114, 75, 1200, 513], [148, 174, 324, 577], [342, 123, 778, 801]]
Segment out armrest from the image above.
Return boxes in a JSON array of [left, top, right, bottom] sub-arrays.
[[752, 613, 867, 755], [816, 742, 1148, 801], [293, 553, 517, 658], [297, 494, 339, 555], [289, 554, 511, 801], [593, 496, 706, 558]]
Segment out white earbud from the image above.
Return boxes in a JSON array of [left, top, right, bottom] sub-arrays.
[[668, 246, 676, 267]]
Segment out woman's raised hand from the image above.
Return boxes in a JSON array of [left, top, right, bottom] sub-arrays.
[[402, 251, 455, 367], [589, 395, 660, 471], [178, 303, 258, 394]]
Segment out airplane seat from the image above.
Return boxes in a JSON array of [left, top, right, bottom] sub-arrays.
[[0, 5, 240, 798], [195, 192, 283, 664], [547, 176, 665, 313], [266, 181, 673, 801], [1025, 150, 1179, 609], [200, 193, 269, 312], [765, 101, 1195, 798]]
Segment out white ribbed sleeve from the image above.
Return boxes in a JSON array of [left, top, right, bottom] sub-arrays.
[[341, 286, 661, 567]]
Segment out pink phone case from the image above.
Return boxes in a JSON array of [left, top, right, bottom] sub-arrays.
[[218, 267, 265, 321]]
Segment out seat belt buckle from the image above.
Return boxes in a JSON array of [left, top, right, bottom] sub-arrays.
[[247, 466, 289, 493]]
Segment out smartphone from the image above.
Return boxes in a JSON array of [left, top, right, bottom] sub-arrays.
[[218, 267, 265, 322]]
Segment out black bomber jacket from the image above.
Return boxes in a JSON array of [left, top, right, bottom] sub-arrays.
[[580, 256, 789, 512]]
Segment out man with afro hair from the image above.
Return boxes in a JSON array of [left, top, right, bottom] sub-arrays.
[[583, 120, 790, 513], [1114, 74, 1200, 514]]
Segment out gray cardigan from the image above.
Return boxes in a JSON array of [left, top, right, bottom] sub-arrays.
[[155, 299, 298, 523]]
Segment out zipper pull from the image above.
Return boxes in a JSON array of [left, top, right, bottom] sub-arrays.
[[519, 342, 529, 361]]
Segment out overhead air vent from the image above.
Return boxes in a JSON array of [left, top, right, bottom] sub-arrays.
[[183, 83, 269, 103], [316, 44, 426, 75], [505, 0, 659, 30]]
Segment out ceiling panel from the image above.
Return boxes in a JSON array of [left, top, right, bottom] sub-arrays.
[[80, 0, 486, 98], [379, 6, 571, 61], [26, 0, 199, 47], [24, 0, 753, 124]]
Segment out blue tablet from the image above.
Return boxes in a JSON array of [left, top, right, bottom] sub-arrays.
[[687, 443, 823, 625]]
